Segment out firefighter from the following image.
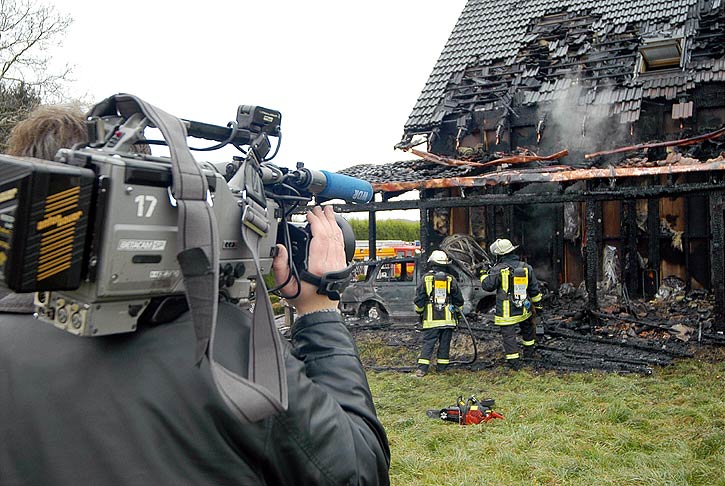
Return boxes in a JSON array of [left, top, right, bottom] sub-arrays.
[[480, 238, 543, 370], [414, 250, 465, 377]]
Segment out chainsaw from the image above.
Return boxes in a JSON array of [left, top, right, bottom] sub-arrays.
[[426, 395, 504, 425]]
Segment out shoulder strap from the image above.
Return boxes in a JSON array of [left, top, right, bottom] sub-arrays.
[[105, 94, 287, 423]]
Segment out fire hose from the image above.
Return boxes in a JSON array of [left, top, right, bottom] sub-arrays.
[[450, 309, 477, 366]]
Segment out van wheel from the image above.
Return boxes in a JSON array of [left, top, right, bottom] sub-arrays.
[[360, 302, 386, 320]]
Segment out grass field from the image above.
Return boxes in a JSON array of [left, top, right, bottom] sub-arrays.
[[364, 348, 725, 485]]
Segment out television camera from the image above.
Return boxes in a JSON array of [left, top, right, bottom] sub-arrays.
[[0, 94, 371, 337]]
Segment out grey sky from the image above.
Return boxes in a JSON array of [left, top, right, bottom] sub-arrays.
[[50, 0, 466, 175]]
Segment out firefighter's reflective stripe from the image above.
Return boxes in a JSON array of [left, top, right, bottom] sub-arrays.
[[414, 304, 425, 313], [530, 292, 543, 303], [501, 268, 510, 292], [522, 339, 536, 346], [506, 353, 520, 360], [418, 358, 430, 365], [437, 358, 450, 364], [495, 311, 531, 325], [421, 274, 457, 328]]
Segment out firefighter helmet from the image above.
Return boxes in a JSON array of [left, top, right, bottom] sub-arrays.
[[489, 238, 518, 256], [427, 250, 451, 265]]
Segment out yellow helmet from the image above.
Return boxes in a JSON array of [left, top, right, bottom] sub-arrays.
[[489, 238, 518, 256], [427, 250, 450, 265]]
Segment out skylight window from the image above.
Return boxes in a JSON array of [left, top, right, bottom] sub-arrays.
[[638, 38, 683, 73]]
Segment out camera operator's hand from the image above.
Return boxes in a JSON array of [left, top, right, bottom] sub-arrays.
[[273, 206, 346, 316]]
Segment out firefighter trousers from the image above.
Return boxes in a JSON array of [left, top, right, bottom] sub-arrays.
[[499, 317, 536, 360], [417, 327, 454, 372]]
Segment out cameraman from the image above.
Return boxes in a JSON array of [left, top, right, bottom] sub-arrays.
[[1, 177, 390, 486]]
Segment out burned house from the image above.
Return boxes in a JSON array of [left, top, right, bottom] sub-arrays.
[[338, 0, 725, 331]]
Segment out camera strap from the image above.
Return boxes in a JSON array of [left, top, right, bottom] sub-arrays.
[[103, 94, 288, 423]]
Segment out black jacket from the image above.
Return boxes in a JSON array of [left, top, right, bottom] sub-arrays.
[[413, 265, 464, 328], [0, 303, 390, 485], [480, 254, 543, 325]]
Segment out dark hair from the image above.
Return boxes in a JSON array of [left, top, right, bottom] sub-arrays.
[[6, 104, 87, 159]]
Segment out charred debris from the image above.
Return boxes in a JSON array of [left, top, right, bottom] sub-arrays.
[[330, 0, 725, 373], [344, 236, 723, 375]]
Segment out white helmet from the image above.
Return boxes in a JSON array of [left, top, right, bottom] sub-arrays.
[[427, 250, 450, 265], [489, 238, 518, 256]]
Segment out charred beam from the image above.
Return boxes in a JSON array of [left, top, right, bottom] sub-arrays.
[[624, 200, 639, 296], [553, 204, 564, 291], [363, 160, 725, 193], [420, 206, 430, 255], [332, 182, 725, 214], [647, 198, 661, 298], [585, 196, 600, 313], [368, 209, 377, 260], [710, 192, 725, 331], [407, 147, 569, 168], [584, 127, 725, 159]]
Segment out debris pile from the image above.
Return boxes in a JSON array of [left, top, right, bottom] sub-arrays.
[[345, 279, 723, 375]]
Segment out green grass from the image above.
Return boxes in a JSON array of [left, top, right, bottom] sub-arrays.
[[365, 358, 725, 485]]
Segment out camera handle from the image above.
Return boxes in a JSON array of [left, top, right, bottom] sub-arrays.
[[93, 94, 288, 423]]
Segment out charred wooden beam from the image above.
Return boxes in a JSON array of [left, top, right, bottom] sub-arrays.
[[485, 206, 496, 250], [647, 198, 660, 298], [585, 196, 600, 313], [553, 204, 565, 291], [624, 200, 640, 296], [684, 197, 691, 292], [364, 160, 725, 193], [368, 209, 377, 260], [407, 147, 569, 168], [584, 127, 725, 159], [710, 192, 725, 331], [419, 206, 430, 255], [332, 182, 725, 214]]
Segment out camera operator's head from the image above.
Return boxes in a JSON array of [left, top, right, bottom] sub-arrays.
[[6, 104, 87, 159]]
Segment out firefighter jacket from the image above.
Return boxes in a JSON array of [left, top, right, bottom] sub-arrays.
[[414, 267, 465, 329], [480, 254, 543, 326]]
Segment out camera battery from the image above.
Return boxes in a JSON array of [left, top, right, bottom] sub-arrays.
[[0, 155, 95, 292]]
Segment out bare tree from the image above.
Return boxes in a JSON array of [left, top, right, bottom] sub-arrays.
[[0, 0, 73, 102]]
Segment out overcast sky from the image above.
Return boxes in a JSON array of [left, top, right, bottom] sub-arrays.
[[49, 0, 466, 176]]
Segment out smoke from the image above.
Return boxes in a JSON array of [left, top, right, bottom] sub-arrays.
[[545, 81, 631, 165]]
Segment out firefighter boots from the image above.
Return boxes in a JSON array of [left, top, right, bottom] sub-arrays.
[[506, 359, 523, 371], [523, 346, 541, 360]]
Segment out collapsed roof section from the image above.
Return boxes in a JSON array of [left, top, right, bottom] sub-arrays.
[[400, 0, 725, 155]]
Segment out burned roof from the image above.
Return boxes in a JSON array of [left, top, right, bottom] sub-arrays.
[[404, 0, 725, 134], [343, 129, 725, 193]]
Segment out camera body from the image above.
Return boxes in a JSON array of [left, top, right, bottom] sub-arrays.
[[1, 148, 278, 336], [0, 99, 370, 336]]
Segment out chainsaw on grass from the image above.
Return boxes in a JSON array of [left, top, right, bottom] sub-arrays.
[[426, 395, 504, 425]]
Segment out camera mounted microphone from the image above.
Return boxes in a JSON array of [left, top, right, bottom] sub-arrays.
[[288, 165, 373, 204], [261, 162, 373, 204]]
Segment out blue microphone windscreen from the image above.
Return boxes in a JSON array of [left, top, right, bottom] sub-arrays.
[[318, 170, 373, 203]]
